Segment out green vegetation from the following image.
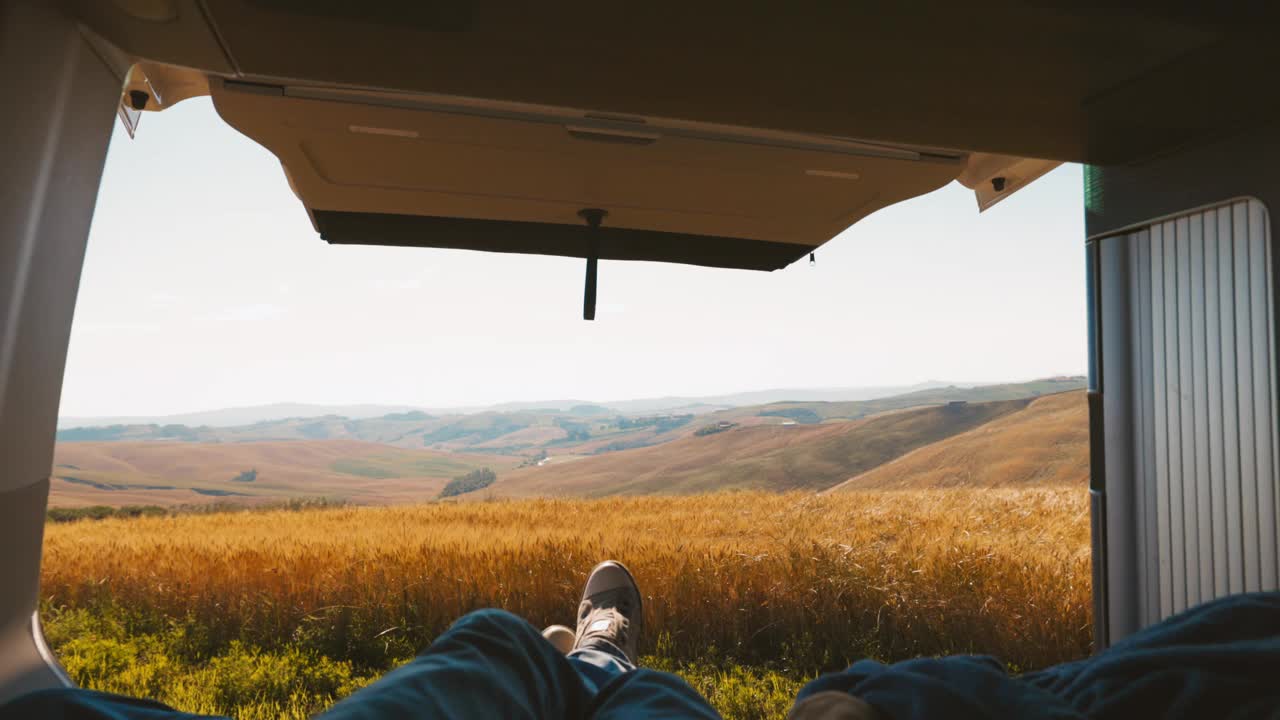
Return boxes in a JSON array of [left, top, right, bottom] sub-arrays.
[[58, 475, 176, 492], [438, 467, 496, 497], [695, 422, 737, 436], [655, 415, 694, 432], [56, 425, 134, 442], [615, 414, 694, 432], [553, 417, 593, 442], [647, 645, 807, 720], [192, 488, 249, 497], [421, 415, 528, 445], [43, 606, 375, 720], [58, 475, 124, 491], [297, 421, 331, 439], [759, 408, 822, 424], [46, 498, 349, 524], [57, 423, 205, 442], [46, 505, 168, 523], [157, 424, 200, 440], [328, 459, 398, 479], [594, 438, 656, 453], [517, 450, 548, 468], [381, 410, 431, 421]]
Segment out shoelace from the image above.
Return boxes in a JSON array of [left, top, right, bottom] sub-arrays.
[[578, 587, 635, 647], [581, 607, 629, 647]]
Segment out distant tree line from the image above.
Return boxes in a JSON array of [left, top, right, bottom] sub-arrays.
[[555, 418, 592, 442], [593, 439, 656, 454], [381, 410, 432, 421], [695, 422, 737, 437], [439, 467, 497, 498], [56, 425, 135, 442], [517, 450, 548, 468], [46, 505, 168, 523], [759, 408, 823, 424], [615, 414, 694, 432], [424, 417, 525, 445], [56, 423, 207, 442], [46, 498, 350, 523]]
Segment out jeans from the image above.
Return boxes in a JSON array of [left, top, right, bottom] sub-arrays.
[[313, 609, 718, 719]]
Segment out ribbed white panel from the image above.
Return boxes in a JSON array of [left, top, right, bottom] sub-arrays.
[[1125, 198, 1279, 625]]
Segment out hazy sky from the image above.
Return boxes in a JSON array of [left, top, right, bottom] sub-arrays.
[[60, 99, 1086, 416]]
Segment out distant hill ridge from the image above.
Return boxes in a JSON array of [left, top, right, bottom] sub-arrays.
[[60, 379, 1085, 430], [55, 378, 1085, 457]]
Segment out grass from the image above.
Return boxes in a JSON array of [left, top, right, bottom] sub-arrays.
[[40, 488, 1090, 719], [329, 452, 481, 479]]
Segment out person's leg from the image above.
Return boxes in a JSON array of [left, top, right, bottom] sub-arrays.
[[1023, 591, 1280, 719], [787, 592, 1280, 720], [561, 561, 721, 719], [588, 668, 722, 720], [317, 608, 594, 720], [563, 561, 645, 695], [788, 655, 1066, 720]]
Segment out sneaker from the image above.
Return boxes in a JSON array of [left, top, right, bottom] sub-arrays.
[[542, 624, 575, 654], [573, 560, 642, 663]]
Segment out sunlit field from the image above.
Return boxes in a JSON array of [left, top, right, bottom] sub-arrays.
[[41, 489, 1090, 719]]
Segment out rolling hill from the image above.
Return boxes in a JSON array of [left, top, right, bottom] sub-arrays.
[[50, 440, 513, 507], [46, 379, 1088, 507], [827, 390, 1088, 491], [489, 398, 1037, 497]]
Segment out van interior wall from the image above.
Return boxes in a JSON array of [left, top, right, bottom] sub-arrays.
[[0, 0, 119, 704], [1087, 120, 1280, 644]]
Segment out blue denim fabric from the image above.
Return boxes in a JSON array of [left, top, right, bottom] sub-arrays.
[[314, 609, 717, 719], [1, 609, 718, 720]]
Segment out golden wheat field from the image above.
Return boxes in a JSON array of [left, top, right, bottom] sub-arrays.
[[42, 488, 1091, 673]]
